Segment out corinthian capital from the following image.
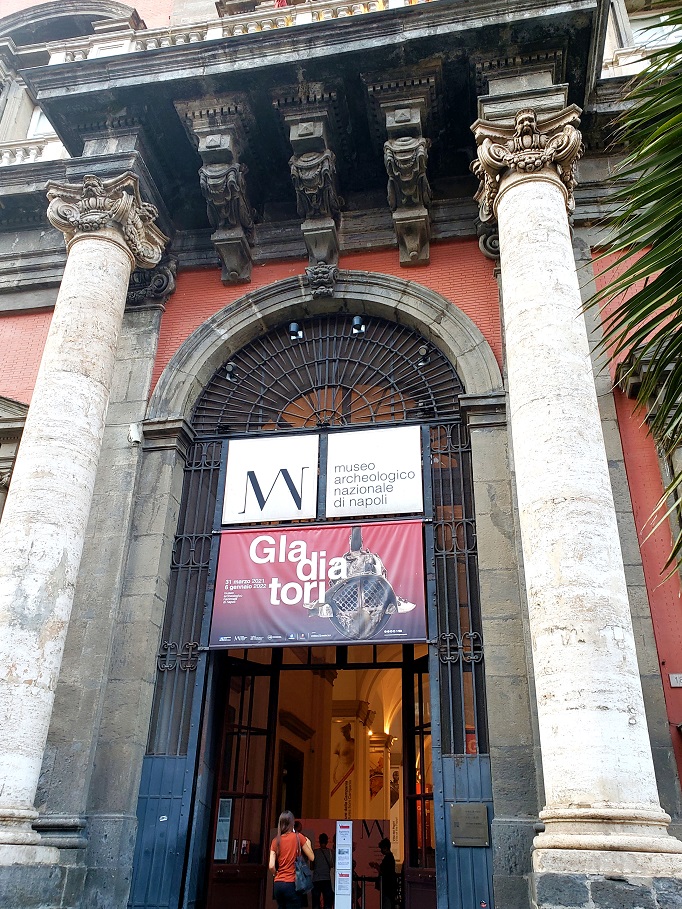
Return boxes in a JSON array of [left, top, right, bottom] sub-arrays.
[[471, 106, 584, 223], [46, 172, 168, 269]]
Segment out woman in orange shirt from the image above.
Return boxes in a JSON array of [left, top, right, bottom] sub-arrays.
[[269, 810, 315, 909]]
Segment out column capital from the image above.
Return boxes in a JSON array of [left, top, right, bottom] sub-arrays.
[[46, 172, 168, 269], [471, 106, 584, 223]]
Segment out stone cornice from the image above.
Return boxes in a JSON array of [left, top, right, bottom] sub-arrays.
[[459, 392, 507, 429], [141, 417, 196, 460], [19, 0, 597, 103]]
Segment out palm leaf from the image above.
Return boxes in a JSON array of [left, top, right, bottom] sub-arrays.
[[587, 5, 682, 569]]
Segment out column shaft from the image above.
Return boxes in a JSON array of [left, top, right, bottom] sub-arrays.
[[496, 169, 682, 869], [498, 171, 660, 809], [0, 172, 166, 855], [0, 231, 133, 846]]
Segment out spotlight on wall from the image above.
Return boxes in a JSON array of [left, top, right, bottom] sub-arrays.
[[351, 315, 366, 336], [289, 322, 304, 342], [417, 345, 430, 368], [225, 362, 237, 382]]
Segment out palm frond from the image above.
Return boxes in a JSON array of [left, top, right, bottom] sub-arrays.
[[587, 5, 682, 567]]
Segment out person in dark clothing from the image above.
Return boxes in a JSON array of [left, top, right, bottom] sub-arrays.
[[371, 838, 397, 909], [312, 832, 334, 909], [295, 821, 312, 908]]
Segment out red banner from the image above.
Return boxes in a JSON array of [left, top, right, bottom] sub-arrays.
[[210, 520, 427, 648]]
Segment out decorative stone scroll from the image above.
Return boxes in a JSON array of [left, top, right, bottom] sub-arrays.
[[304, 261, 339, 298], [46, 172, 167, 269], [471, 106, 584, 223], [127, 255, 177, 309]]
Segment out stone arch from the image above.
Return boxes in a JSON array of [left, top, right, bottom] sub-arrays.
[[147, 270, 503, 423]]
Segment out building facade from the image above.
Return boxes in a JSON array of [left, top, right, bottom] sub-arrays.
[[1, 1, 682, 908]]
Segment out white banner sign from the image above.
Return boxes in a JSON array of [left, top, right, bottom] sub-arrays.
[[335, 821, 353, 909], [325, 425, 423, 518], [222, 434, 319, 524]]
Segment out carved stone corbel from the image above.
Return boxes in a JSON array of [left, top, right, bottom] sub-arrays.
[[471, 106, 584, 223], [276, 97, 343, 265], [363, 65, 441, 267], [176, 99, 256, 283], [384, 136, 432, 264]]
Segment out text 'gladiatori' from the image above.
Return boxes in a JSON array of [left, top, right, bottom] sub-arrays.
[[249, 534, 346, 606]]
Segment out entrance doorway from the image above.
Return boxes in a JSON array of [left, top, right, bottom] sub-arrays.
[[205, 646, 433, 909], [131, 311, 492, 909]]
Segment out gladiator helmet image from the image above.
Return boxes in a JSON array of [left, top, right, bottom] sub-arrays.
[[305, 526, 416, 640]]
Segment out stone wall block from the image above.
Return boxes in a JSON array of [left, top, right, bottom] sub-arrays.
[[486, 680, 535, 747], [489, 745, 540, 815], [475, 511, 517, 570]]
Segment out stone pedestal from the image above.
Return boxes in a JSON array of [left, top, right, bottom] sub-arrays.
[[472, 105, 682, 882], [0, 173, 166, 859]]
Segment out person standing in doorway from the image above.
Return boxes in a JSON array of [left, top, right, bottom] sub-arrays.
[[269, 811, 315, 909], [312, 832, 334, 909], [370, 838, 397, 909]]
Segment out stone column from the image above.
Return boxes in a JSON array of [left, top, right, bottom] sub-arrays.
[[471, 107, 682, 875], [0, 173, 167, 856]]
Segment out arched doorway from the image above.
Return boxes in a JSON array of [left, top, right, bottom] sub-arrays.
[[131, 285, 501, 909]]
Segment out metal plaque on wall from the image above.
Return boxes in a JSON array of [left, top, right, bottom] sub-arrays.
[[450, 803, 490, 847]]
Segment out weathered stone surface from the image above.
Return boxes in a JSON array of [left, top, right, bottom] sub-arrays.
[[0, 175, 165, 851], [654, 877, 682, 909], [534, 872, 590, 908], [473, 101, 682, 868], [591, 879, 657, 909]]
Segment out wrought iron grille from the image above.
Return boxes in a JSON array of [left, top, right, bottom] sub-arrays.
[[148, 314, 486, 757], [192, 313, 463, 434], [430, 422, 487, 755]]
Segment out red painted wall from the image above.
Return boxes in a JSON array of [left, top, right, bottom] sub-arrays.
[[0, 309, 52, 405], [151, 240, 502, 392], [595, 255, 682, 775]]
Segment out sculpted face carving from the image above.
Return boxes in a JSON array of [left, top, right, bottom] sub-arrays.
[[199, 162, 255, 241], [471, 106, 584, 223], [384, 136, 432, 211], [289, 148, 341, 224]]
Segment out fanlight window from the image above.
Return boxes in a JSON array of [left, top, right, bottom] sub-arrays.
[[192, 313, 464, 435]]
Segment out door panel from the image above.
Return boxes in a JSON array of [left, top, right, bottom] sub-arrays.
[[206, 657, 279, 909], [402, 650, 436, 909]]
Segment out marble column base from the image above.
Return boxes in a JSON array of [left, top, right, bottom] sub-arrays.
[[533, 847, 682, 877], [0, 843, 59, 865]]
